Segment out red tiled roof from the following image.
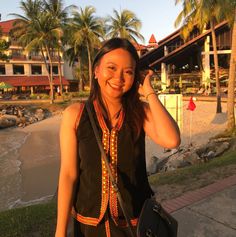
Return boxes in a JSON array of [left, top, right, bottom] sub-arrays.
[[132, 41, 147, 50], [148, 34, 157, 44], [0, 19, 16, 34], [0, 76, 69, 87]]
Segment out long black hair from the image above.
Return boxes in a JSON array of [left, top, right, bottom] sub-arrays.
[[89, 37, 146, 139]]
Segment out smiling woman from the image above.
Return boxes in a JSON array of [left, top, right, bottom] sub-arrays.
[[95, 48, 135, 96], [55, 38, 180, 237]]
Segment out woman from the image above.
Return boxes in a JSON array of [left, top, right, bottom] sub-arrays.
[[55, 38, 180, 237]]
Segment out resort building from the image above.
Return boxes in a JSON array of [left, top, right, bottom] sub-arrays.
[[0, 19, 70, 95], [0, 18, 232, 96], [140, 21, 232, 94]]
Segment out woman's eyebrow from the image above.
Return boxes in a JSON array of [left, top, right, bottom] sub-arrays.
[[105, 62, 134, 69]]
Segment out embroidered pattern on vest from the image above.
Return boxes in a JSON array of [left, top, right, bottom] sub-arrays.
[[94, 100, 138, 227], [105, 217, 111, 237], [73, 100, 138, 227]]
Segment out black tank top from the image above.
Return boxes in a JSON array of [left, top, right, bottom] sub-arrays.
[[72, 100, 153, 227]]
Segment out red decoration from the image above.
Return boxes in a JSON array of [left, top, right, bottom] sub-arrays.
[[187, 97, 196, 111]]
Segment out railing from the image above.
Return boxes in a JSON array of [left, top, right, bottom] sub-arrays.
[[11, 55, 27, 60], [30, 55, 44, 61]]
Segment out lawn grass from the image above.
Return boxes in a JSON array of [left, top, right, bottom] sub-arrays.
[[0, 201, 57, 237], [0, 149, 235, 236]]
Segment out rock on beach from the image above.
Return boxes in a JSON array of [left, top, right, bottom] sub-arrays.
[[146, 100, 228, 173]]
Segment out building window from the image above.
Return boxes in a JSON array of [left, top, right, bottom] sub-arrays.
[[0, 65, 6, 75], [31, 65, 42, 75], [49, 65, 59, 75], [13, 65, 25, 75]]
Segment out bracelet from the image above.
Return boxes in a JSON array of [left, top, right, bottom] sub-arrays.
[[145, 92, 156, 101]]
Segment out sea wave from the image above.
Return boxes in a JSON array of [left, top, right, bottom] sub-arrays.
[[8, 194, 54, 209], [0, 129, 30, 211]]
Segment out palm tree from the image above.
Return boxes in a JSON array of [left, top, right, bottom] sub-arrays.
[[69, 6, 104, 88], [42, 0, 76, 96], [224, 1, 236, 133], [106, 9, 144, 43], [64, 43, 88, 91], [0, 27, 10, 61], [10, 0, 63, 103], [175, 0, 224, 113]]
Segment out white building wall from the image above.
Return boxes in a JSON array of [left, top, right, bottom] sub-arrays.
[[63, 60, 74, 80]]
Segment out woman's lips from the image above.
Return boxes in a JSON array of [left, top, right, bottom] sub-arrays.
[[108, 82, 123, 90]]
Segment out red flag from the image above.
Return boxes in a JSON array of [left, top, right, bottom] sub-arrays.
[[187, 97, 196, 111]]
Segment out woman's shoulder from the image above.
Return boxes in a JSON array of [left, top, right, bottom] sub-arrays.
[[64, 102, 84, 114], [62, 102, 85, 130]]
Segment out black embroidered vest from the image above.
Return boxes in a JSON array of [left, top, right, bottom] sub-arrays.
[[72, 100, 153, 227]]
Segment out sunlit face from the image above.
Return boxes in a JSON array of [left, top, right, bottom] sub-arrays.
[[95, 48, 136, 100]]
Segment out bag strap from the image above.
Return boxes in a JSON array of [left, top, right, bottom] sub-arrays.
[[85, 102, 136, 237]]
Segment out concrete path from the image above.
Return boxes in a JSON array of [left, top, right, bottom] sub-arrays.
[[162, 175, 236, 237]]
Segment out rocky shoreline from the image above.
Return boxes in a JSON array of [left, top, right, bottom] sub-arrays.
[[0, 105, 52, 129], [147, 136, 235, 175]]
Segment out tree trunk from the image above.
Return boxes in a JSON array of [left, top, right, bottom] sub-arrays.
[[78, 58, 83, 92], [41, 48, 54, 104], [57, 49, 63, 96], [86, 41, 92, 89], [210, 20, 222, 113], [227, 8, 236, 132], [45, 46, 54, 104]]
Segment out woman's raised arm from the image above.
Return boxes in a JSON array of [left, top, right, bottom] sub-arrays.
[[141, 71, 181, 149]]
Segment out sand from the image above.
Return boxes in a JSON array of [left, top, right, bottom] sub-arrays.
[[0, 100, 229, 210], [18, 114, 62, 203], [146, 100, 228, 166], [0, 114, 62, 210]]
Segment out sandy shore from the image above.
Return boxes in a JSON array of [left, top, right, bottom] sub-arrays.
[[17, 114, 62, 203], [0, 113, 62, 211], [0, 100, 228, 210], [146, 100, 227, 166]]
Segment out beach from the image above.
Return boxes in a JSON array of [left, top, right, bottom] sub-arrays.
[[0, 114, 61, 211], [0, 100, 228, 211]]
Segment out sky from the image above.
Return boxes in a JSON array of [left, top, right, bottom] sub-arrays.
[[1, 0, 182, 44]]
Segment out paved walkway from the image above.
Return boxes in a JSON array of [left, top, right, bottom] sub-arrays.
[[162, 175, 236, 237]]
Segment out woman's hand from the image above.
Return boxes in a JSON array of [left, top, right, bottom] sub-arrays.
[[138, 70, 155, 99]]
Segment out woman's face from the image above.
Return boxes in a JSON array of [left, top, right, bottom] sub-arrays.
[[95, 48, 136, 100]]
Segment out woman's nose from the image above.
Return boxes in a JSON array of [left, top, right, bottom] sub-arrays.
[[114, 70, 124, 81]]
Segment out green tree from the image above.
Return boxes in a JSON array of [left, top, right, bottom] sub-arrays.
[[0, 27, 10, 61], [64, 43, 88, 91], [42, 0, 76, 96], [69, 6, 104, 88], [175, 0, 224, 113], [10, 0, 63, 103], [106, 9, 144, 43], [223, 1, 236, 132]]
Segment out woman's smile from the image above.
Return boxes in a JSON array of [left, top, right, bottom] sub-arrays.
[[107, 81, 124, 91], [95, 48, 136, 99]]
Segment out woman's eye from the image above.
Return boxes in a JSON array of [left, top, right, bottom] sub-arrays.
[[108, 66, 116, 71], [125, 70, 133, 75]]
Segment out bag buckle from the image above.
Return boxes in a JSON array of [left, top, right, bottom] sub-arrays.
[[153, 203, 161, 213], [146, 228, 157, 237], [153, 203, 171, 225]]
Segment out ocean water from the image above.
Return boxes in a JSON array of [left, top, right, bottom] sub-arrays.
[[0, 126, 60, 212], [0, 129, 30, 211]]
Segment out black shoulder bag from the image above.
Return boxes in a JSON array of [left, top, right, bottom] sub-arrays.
[[85, 102, 178, 237]]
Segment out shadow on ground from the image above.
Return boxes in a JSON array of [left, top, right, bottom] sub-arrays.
[[211, 112, 227, 124]]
